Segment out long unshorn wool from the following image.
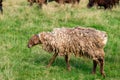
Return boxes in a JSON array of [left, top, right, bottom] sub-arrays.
[[38, 27, 107, 60]]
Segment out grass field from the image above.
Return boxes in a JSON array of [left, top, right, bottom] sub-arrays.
[[0, 0, 120, 80]]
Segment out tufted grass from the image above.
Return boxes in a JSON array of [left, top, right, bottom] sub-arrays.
[[0, 0, 120, 80]]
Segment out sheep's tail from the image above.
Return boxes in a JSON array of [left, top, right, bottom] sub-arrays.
[[103, 35, 108, 45], [101, 32, 108, 46]]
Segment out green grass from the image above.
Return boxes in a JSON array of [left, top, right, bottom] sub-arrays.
[[0, 0, 120, 80]]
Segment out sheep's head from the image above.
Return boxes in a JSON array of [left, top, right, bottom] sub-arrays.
[[28, 34, 42, 48]]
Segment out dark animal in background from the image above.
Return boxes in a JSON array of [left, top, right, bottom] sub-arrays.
[[27, 0, 80, 7], [28, 27, 108, 77], [0, 0, 3, 14], [55, 0, 80, 5], [27, 0, 47, 7], [87, 0, 119, 9]]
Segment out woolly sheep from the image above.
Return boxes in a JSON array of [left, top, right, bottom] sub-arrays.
[[28, 27, 108, 77]]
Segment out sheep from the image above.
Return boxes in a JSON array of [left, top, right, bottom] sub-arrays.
[[27, 27, 108, 77], [0, 0, 3, 14], [27, 0, 47, 7], [87, 0, 119, 9]]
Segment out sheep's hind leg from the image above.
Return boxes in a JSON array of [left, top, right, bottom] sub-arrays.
[[29, 2, 33, 6], [46, 53, 58, 68], [65, 55, 71, 71], [92, 60, 98, 74], [98, 58, 106, 78]]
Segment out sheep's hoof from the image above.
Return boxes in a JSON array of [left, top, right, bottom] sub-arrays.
[[46, 65, 50, 68], [91, 71, 96, 74], [67, 67, 71, 71], [102, 73, 106, 78]]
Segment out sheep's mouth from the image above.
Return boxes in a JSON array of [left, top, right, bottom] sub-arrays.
[[27, 43, 40, 48], [28, 44, 32, 48]]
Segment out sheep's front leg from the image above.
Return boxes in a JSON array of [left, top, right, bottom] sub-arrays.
[[92, 60, 98, 74], [65, 55, 71, 71], [46, 53, 58, 68]]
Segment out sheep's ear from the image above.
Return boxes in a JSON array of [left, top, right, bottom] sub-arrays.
[[40, 33, 46, 42], [35, 34, 39, 41], [37, 33, 40, 37]]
